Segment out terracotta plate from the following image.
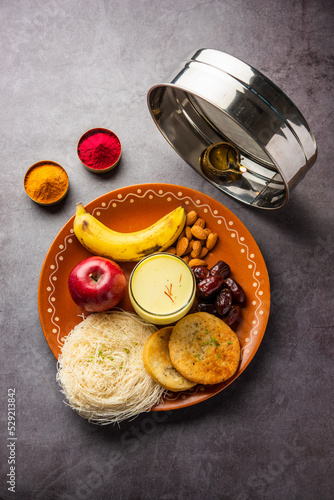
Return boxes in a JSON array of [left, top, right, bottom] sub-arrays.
[[38, 183, 270, 410]]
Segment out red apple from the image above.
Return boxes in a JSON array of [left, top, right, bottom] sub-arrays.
[[68, 256, 126, 312]]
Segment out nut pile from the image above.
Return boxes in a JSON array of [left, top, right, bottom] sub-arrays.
[[166, 210, 218, 267]]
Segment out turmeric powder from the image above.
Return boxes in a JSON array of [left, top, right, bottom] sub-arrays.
[[24, 162, 68, 204]]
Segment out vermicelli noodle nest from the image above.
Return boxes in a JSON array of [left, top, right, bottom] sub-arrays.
[[56, 311, 166, 424]]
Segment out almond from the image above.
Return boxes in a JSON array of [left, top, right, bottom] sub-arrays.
[[186, 211, 198, 226], [178, 228, 186, 240], [184, 240, 193, 255], [206, 232, 218, 250], [165, 246, 176, 255], [199, 247, 209, 259], [191, 225, 207, 240], [192, 240, 202, 257], [193, 218, 206, 229], [203, 228, 211, 238], [188, 258, 208, 267], [185, 226, 193, 240], [182, 255, 190, 264], [176, 236, 190, 256]]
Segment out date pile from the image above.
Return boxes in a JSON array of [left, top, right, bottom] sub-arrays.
[[191, 260, 246, 328]]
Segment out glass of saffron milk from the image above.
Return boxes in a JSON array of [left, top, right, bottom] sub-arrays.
[[129, 253, 197, 325], [77, 128, 122, 173]]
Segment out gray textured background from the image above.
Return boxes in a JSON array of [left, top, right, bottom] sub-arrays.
[[1, 1, 333, 499]]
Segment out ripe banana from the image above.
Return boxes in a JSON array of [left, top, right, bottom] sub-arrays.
[[73, 203, 186, 262]]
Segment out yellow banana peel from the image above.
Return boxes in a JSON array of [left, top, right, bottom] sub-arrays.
[[73, 203, 186, 262]]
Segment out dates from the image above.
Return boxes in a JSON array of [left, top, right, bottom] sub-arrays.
[[191, 259, 246, 329], [223, 277, 245, 304], [209, 260, 230, 279], [223, 305, 241, 328], [196, 302, 218, 315], [192, 265, 209, 283], [197, 275, 224, 298], [215, 288, 232, 316]]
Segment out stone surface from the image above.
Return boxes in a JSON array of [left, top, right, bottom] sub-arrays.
[[1, 1, 333, 499]]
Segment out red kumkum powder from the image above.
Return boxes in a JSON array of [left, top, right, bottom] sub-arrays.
[[78, 129, 121, 170]]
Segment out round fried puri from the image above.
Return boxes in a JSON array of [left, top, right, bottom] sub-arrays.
[[143, 327, 196, 392], [169, 312, 240, 385]]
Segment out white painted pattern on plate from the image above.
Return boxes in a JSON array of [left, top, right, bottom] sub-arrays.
[[46, 188, 264, 354]]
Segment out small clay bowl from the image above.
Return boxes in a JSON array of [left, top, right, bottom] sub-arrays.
[[24, 161, 69, 206], [77, 128, 122, 174]]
